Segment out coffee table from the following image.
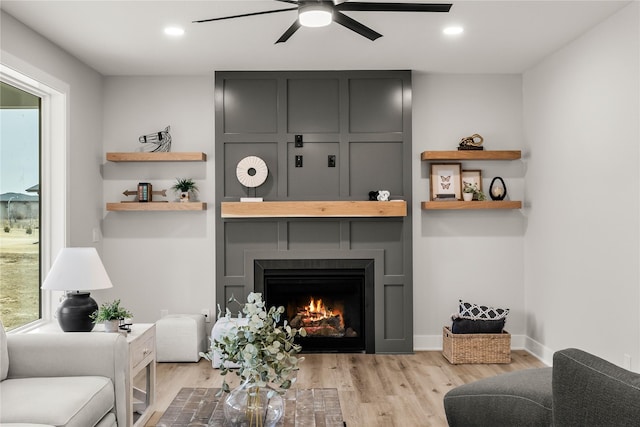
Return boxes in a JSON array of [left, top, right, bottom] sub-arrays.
[[157, 387, 344, 427]]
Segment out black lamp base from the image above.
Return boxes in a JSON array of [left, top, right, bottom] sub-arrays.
[[57, 292, 98, 332]]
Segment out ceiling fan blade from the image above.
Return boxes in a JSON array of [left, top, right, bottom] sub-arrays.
[[276, 20, 302, 44], [193, 7, 297, 24], [333, 11, 382, 41], [275, 0, 300, 4], [337, 2, 452, 13]]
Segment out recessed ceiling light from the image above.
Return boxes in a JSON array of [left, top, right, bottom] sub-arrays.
[[164, 27, 185, 37], [443, 26, 464, 36]]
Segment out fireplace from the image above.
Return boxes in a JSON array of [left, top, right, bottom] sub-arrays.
[[255, 259, 375, 353]]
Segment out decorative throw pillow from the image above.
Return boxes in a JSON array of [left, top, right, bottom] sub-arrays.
[[451, 318, 506, 334], [456, 299, 509, 321]]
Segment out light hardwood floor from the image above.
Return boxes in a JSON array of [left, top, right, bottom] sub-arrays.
[[145, 350, 545, 427]]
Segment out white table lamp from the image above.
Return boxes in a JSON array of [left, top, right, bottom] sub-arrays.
[[42, 247, 113, 332]]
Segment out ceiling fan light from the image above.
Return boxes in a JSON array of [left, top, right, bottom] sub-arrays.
[[299, 6, 333, 28]]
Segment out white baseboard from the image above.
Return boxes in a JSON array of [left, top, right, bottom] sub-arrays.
[[522, 336, 555, 366], [413, 334, 442, 351], [413, 333, 550, 366]]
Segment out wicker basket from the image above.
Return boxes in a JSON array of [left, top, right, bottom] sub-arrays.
[[442, 326, 511, 364]]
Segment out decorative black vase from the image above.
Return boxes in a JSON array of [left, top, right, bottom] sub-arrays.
[[489, 177, 507, 201], [57, 292, 98, 332]]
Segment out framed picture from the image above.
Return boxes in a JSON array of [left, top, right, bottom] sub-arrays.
[[462, 170, 482, 200], [430, 163, 462, 201]]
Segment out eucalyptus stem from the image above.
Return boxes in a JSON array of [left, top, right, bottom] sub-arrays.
[[246, 386, 264, 427]]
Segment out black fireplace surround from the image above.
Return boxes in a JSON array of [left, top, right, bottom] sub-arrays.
[[255, 259, 375, 353]]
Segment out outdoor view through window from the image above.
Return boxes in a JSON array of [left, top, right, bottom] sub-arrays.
[[0, 81, 41, 330]]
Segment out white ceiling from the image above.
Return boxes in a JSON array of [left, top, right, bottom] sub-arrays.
[[0, 0, 631, 76]]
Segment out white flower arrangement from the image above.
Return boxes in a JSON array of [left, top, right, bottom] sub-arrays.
[[204, 292, 307, 395]]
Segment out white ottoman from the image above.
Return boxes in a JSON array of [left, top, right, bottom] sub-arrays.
[[210, 317, 249, 368], [156, 314, 206, 362]]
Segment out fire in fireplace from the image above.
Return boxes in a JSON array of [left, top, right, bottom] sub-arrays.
[[290, 297, 356, 338], [254, 259, 375, 353]]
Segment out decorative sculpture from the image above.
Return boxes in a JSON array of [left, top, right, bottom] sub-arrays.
[[458, 133, 484, 151], [369, 190, 391, 201], [489, 177, 507, 201], [139, 126, 172, 152], [236, 156, 268, 201]]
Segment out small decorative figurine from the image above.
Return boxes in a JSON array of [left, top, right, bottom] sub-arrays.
[[369, 190, 390, 201], [377, 190, 390, 201], [458, 133, 484, 151], [139, 126, 171, 152]]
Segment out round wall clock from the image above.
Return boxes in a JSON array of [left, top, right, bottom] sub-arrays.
[[236, 156, 268, 188]]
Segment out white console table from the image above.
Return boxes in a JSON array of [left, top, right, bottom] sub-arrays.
[[125, 323, 156, 427], [29, 322, 156, 427]]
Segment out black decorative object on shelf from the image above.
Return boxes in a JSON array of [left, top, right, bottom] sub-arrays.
[[139, 125, 172, 152], [489, 177, 507, 200]]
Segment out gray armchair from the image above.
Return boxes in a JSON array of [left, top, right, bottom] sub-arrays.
[[1, 322, 128, 427], [444, 348, 640, 426]]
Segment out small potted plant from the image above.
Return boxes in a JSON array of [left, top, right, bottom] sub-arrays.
[[91, 299, 133, 332], [171, 178, 198, 202], [463, 182, 486, 201]]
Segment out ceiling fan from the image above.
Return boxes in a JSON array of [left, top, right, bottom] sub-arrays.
[[193, 0, 453, 44]]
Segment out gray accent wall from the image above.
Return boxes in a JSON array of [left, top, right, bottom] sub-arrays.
[[215, 71, 412, 353]]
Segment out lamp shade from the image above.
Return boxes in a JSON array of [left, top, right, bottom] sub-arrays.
[[42, 247, 113, 291]]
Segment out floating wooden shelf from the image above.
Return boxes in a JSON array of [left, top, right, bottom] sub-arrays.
[[420, 150, 521, 161], [421, 200, 522, 210], [106, 152, 206, 162], [221, 201, 407, 218], [107, 202, 207, 211]]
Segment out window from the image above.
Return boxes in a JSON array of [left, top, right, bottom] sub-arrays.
[[0, 63, 66, 332], [0, 82, 41, 330]]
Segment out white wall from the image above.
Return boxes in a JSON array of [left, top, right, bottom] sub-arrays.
[[523, 2, 640, 368], [0, 11, 103, 250], [411, 73, 526, 349], [101, 76, 216, 326]]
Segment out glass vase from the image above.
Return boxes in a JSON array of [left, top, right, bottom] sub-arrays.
[[223, 379, 284, 427]]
